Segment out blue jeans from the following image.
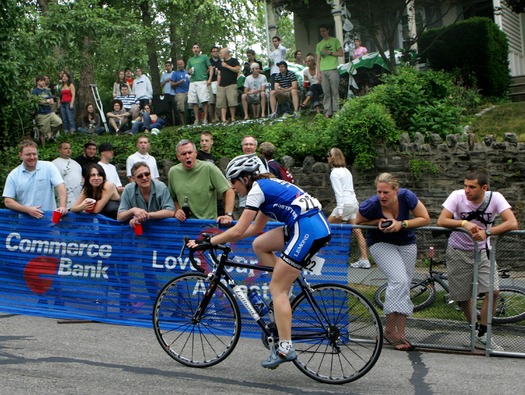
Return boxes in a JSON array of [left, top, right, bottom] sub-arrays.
[[131, 112, 166, 134], [60, 103, 77, 133], [307, 84, 323, 107]]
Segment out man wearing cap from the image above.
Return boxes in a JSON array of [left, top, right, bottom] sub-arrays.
[[126, 135, 160, 182], [269, 61, 300, 119], [3, 140, 67, 219], [98, 142, 123, 193], [75, 140, 100, 178], [241, 63, 267, 120], [316, 24, 343, 118], [168, 139, 234, 224]]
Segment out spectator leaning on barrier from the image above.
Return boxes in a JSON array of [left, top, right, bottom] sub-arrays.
[[117, 161, 175, 230], [3, 140, 67, 219], [356, 172, 430, 351], [168, 139, 234, 224], [437, 170, 518, 351], [52, 141, 83, 210]]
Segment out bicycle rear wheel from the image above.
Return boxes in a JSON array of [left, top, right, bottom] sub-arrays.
[[152, 273, 241, 367], [374, 280, 436, 312], [477, 286, 525, 324], [291, 284, 383, 384]]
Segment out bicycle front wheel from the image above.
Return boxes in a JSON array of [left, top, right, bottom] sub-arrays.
[[152, 273, 241, 367], [291, 284, 383, 384], [374, 280, 436, 312]]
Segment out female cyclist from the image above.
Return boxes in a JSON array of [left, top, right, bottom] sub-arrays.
[[188, 154, 331, 368]]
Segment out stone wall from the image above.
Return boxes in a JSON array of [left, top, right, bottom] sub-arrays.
[[287, 132, 525, 225]]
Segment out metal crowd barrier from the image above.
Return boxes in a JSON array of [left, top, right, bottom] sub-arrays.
[[346, 224, 525, 358]]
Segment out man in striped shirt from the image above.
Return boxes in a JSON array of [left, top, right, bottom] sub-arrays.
[[269, 61, 300, 119]]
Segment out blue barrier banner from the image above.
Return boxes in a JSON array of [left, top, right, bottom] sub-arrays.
[[0, 209, 351, 336]]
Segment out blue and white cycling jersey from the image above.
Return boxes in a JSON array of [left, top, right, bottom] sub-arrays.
[[245, 178, 321, 229], [245, 177, 330, 268]]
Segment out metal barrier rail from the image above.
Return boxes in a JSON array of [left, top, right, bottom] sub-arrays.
[[348, 224, 525, 357]]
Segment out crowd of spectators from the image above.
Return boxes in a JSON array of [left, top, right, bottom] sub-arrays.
[[32, 28, 366, 140]]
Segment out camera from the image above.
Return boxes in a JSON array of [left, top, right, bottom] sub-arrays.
[[380, 220, 393, 229]]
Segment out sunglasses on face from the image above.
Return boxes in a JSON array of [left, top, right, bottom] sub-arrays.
[[135, 171, 151, 179]]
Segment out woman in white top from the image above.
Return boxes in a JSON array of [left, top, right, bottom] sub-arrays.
[[327, 147, 370, 268], [301, 55, 322, 113]]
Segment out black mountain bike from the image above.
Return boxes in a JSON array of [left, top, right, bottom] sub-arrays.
[[152, 237, 383, 385], [374, 246, 525, 324]]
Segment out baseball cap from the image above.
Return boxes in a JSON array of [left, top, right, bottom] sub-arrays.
[[99, 142, 114, 153], [84, 141, 97, 149], [276, 61, 288, 67], [250, 62, 260, 70]]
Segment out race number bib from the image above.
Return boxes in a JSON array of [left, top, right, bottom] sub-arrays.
[[291, 193, 322, 215], [304, 254, 325, 275]]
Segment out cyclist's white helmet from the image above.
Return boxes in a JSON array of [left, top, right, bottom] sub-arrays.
[[226, 154, 266, 180]]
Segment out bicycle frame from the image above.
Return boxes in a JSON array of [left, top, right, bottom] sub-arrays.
[[187, 240, 330, 349]]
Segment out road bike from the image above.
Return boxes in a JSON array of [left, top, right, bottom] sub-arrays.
[[152, 236, 383, 384], [373, 246, 525, 324]]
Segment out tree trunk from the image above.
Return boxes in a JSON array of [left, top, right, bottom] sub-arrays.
[[140, 1, 161, 94]]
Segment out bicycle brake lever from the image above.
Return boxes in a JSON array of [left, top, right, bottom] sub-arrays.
[[180, 237, 189, 258]]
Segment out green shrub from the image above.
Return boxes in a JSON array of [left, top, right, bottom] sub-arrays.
[[330, 96, 399, 169], [408, 100, 463, 139], [419, 17, 510, 97], [409, 159, 440, 182]]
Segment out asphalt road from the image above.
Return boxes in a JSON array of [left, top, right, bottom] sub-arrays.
[[0, 313, 522, 395]]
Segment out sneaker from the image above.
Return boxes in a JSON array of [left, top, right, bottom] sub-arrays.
[[350, 259, 371, 269], [194, 119, 199, 126], [260, 348, 297, 369], [202, 119, 209, 125], [475, 331, 504, 351], [293, 111, 301, 118], [269, 112, 277, 120]]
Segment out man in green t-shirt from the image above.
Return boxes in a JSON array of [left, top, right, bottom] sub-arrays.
[[316, 25, 343, 118], [187, 43, 213, 125], [168, 139, 235, 225]]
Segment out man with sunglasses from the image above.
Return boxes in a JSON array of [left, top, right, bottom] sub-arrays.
[[117, 162, 175, 229]]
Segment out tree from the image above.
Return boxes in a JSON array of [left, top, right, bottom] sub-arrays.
[[504, 0, 525, 13]]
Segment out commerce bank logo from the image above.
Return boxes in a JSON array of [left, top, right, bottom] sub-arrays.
[[24, 256, 59, 294], [5, 232, 113, 295]]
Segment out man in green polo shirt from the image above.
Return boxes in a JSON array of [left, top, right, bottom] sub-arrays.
[[316, 25, 343, 118], [187, 43, 213, 125], [168, 139, 235, 225]]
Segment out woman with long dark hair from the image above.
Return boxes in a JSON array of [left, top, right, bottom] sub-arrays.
[[71, 163, 120, 219], [78, 103, 105, 135], [59, 71, 77, 133], [113, 70, 131, 98]]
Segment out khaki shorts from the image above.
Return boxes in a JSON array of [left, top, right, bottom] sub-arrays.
[[35, 112, 62, 135], [276, 91, 292, 104], [188, 81, 210, 105], [208, 83, 216, 104], [216, 84, 238, 108], [175, 93, 187, 112], [246, 93, 261, 104], [446, 246, 499, 302]]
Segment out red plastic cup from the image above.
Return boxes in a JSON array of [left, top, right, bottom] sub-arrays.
[[303, 81, 310, 89], [52, 210, 62, 224], [134, 223, 143, 236], [85, 198, 96, 213]]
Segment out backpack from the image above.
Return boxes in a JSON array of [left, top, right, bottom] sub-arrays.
[[268, 160, 294, 184]]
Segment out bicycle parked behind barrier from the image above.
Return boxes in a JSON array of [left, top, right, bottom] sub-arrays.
[[152, 237, 383, 385], [373, 246, 525, 324]]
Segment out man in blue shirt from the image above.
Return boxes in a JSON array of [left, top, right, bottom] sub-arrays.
[[171, 59, 190, 126], [32, 75, 63, 142], [3, 140, 67, 218], [160, 60, 176, 125]]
